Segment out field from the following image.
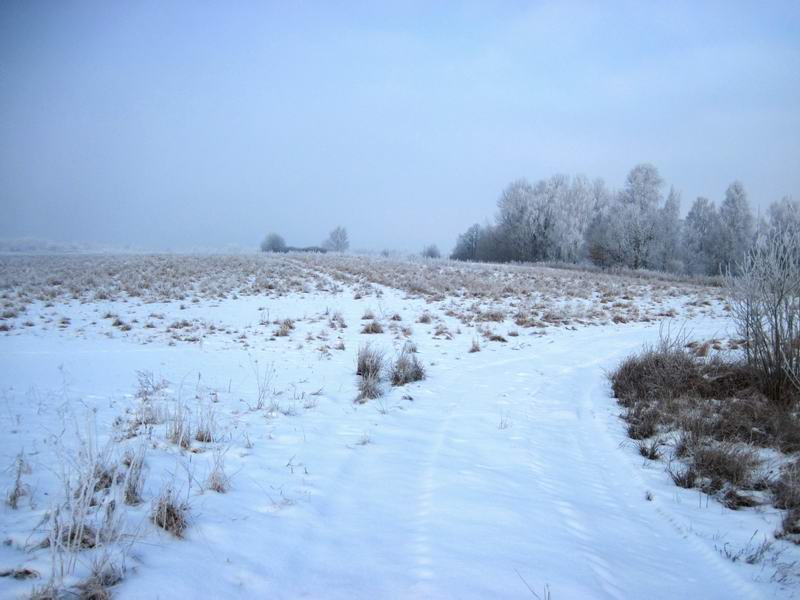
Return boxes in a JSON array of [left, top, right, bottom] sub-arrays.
[[0, 253, 796, 599]]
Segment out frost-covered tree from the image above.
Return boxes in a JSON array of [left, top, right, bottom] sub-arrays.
[[683, 197, 720, 275], [534, 175, 594, 263], [586, 164, 664, 269], [496, 179, 535, 262], [617, 164, 663, 269], [652, 187, 682, 272], [323, 226, 349, 252], [768, 197, 800, 236], [717, 181, 754, 273], [421, 244, 441, 259], [260, 232, 286, 253], [451, 224, 483, 261], [492, 175, 595, 264]]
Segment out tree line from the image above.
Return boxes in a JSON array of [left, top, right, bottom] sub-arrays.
[[260, 226, 350, 254], [451, 164, 798, 275]]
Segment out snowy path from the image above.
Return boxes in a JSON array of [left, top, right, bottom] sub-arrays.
[[256, 327, 761, 599]]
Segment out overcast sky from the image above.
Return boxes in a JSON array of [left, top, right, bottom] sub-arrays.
[[1, 1, 798, 252]]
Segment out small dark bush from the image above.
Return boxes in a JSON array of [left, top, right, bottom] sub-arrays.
[[691, 444, 758, 491]]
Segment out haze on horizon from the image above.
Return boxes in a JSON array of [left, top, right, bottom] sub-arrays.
[[1, 1, 798, 254]]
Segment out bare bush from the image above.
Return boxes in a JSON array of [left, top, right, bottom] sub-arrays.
[[691, 443, 759, 491], [726, 228, 800, 407], [421, 244, 441, 259], [611, 332, 793, 512]]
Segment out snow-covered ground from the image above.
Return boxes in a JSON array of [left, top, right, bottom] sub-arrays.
[[0, 255, 796, 598]]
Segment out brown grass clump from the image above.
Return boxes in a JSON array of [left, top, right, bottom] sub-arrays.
[[361, 320, 384, 334], [611, 334, 798, 514], [476, 309, 505, 322], [356, 344, 384, 378], [356, 373, 382, 403], [390, 350, 426, 386], [151, 487, 189, 537], [274, 319, 294, 337], [690, 443, 759, 492]]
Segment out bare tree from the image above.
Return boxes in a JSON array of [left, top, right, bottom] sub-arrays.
[[421, 244, 441, 259], [451, 224, 482, 261], [323, 226, 349, 252], [260, 233, 286, 253], [726, 227, 800, 406]]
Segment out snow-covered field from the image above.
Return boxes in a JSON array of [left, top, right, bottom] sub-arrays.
[[0, 254, 796, 599]]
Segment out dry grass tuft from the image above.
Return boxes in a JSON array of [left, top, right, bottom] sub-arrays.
[[360, 320, 384, 334], [121, 446, 146, 505], [390, 349, 426, 386], [356, 373, 383, 403], [151, 486, 190, 538], [6, 452, 30, 509], [274, 318, 294, 337], [206, 449, 230, 493], [356, 344, 384, 378]]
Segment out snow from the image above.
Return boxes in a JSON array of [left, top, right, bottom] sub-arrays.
[[0, 262, 796, 599]]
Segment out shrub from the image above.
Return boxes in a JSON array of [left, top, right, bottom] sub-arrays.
[[260, 233, 287, 253], [691, 443, 758, 491], [611, 342, 699, 407], [726, 228, 800, 407]]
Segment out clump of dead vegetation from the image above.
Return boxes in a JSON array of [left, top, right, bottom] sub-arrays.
[[360, 320, 384, 334], [611, 327, 800, 531], [151, 485, 190, 538], [390, 347, 425, 386], [355, 344, 384, 403]]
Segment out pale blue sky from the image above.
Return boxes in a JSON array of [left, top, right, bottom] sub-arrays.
[[1, 1, 798, 252]]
